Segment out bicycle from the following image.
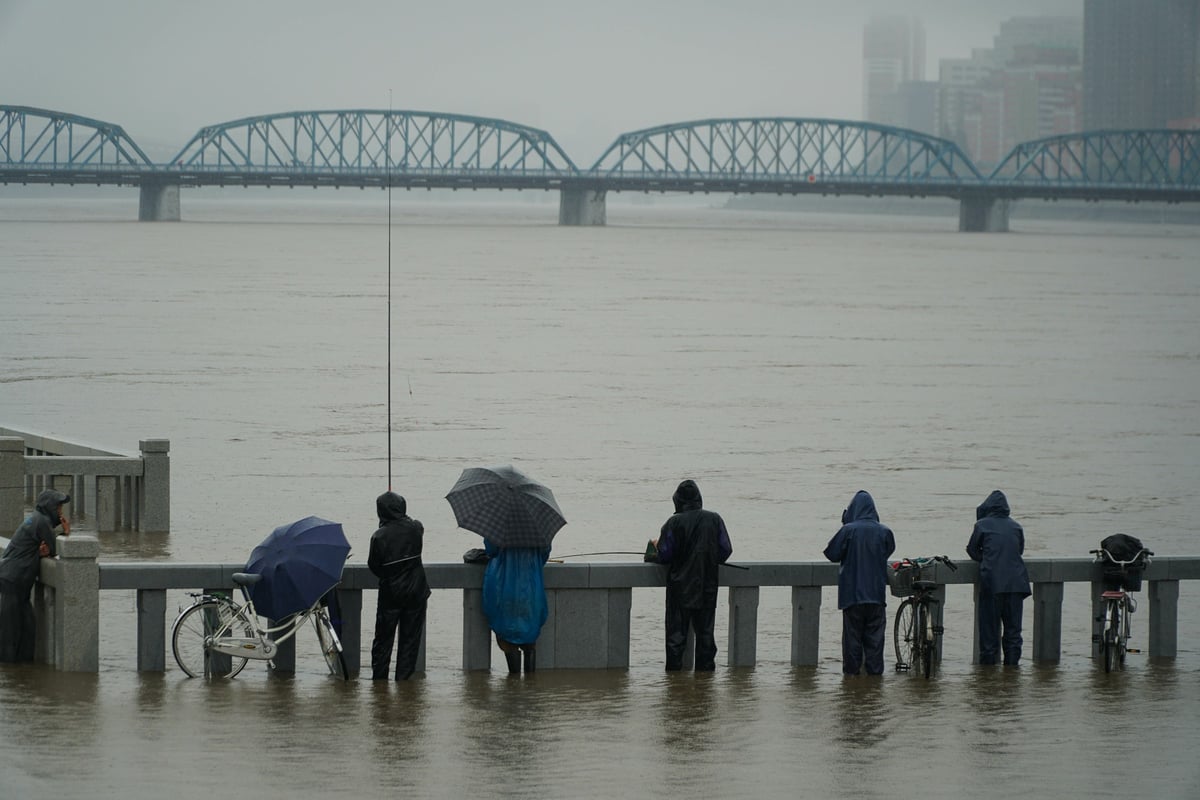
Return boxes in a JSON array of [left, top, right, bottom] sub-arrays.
[[1090, 546, 1153, 673], [171, 572, 349, 680], [889, 555, 958, 678]]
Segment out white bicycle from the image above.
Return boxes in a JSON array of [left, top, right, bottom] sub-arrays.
[[171, 572, 348, 680]]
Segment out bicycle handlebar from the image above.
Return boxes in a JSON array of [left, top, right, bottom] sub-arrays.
[[1090, 548, 1154, 567]]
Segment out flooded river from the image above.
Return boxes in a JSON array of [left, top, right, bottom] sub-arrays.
[[1, 194, 1197, 798]]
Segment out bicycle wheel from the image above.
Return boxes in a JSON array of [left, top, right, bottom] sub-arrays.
[[1102, 601, 1120, 674], [917, 603, 933, 680], [893, 599, 917, 671], [172, 599, 253, 678], [313, 610, 349, 680]]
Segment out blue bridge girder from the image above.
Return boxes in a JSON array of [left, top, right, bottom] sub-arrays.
[[0, 105, 151, 173], [1, 106, 1198, 206], [987, 129, 1200, 202], [586, 117, 986, 197]]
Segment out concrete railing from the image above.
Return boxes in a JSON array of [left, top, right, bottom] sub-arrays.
[[20, 546, 1199, 674], [0, 429, 169, 533]]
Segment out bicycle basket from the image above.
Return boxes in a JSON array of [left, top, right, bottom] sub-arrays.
[[887, 561, 919, 597]]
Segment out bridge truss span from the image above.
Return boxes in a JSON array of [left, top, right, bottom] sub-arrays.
[[588, 118, 984, 194], [170, 110, 579, 183], [989, 129, 1200, 201], [0, 105, 151, 172]]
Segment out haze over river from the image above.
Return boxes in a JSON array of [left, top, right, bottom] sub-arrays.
[[1, 193, 1197, 798]]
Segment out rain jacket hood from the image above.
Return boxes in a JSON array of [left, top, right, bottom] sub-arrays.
[[377, 491, 407, 524], [824, 490, 895, 609], [976, 490, 1010, 521], [672, 479, 703, 512], [35, 489, 71, 520], [842, 490, 880, 525], [966, 490, 1030, 596]]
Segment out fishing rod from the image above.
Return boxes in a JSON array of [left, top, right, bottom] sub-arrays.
[[386, 90, 393, 491], [549, 550, 750, 570]]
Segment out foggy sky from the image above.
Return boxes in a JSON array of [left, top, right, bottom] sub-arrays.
[[1, 0, 1082, 162]]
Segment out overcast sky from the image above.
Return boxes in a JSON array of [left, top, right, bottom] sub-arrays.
[[1, 0, 1082, 162]]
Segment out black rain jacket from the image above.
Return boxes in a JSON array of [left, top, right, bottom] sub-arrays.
[[367, 492, 430, 608], [657, 480, 733, 609]]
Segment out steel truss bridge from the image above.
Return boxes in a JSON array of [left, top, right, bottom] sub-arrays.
[[2, 105, 1198, 230]]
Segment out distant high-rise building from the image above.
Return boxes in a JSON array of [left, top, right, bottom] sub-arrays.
[[936, 18, 1083, 167], [1084, 0, 1200, 129], [863, 16, 927, 129]]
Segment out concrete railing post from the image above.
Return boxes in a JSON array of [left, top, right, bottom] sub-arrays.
[[463, 588, 491, 670], [727, 586, 759, 667], [1090, 581, 1106, 660], [54, 535, 100, 672], [96, 475, 119, 532], [137, 589, 167, 671], [1147, 580, 1179, 658], [334, 588, 362, 677], [0, 437, 24, 534], [139, 439, 170, 533], [1032, 582, 1064, 662], [971, 582, 982, 664], [790, 586, 821, 666]]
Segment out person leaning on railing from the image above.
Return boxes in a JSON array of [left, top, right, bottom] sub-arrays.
[[823, 489, 896, 677], [966, 490, 1030, 667], [0, 489, 70, 662]]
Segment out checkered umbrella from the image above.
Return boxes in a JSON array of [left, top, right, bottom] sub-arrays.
[[445, 464, 566, 549]]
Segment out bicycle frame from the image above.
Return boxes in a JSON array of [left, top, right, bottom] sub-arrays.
[[194, 589, 323, 662]]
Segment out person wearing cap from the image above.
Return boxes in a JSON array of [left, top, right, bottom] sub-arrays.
[[367, 491, 430, 680], [649, 479, 733, 671], [824, 490, 896, 676], [0, 488, 70, 662]]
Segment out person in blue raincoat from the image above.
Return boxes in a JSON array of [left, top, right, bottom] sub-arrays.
[[823, 490, 896, 676], [482, 539, 549, 674], [0, 489, 70, 662], [966, 489, 1030, 666]]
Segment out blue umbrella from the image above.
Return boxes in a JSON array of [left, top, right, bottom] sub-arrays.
[[244, 516, 350, 620]]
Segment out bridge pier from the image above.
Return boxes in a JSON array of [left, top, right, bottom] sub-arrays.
[[959, 195, 1010, 232], [558, 188, 606, 226], [139, 181, 181, 222]]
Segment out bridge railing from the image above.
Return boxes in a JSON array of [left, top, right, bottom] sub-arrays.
[[0, 431, 169, 534], [18, 545, 1198, 674]]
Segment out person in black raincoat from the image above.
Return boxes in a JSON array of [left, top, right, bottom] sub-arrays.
[[0, 489, 70, 663], [966, 489, 1030, 666], [367, 492, 430, 680], [823, 490, 895, 676], [650, 479, 732, 671]]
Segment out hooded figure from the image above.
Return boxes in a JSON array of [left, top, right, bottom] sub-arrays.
[[966, 489, 1029, 666], [654, 479, 733, 671], [367, 491, 430, 680], [824, 490, 895, 675], [0, 489, 70, 662]]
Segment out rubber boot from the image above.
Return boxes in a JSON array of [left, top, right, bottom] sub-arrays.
[[504, 648, 522, 674], [522, 645, 536, 674]]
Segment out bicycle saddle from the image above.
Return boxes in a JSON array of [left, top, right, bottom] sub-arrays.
[[912, 580, 938, 591], [231, 572, 264, 587]]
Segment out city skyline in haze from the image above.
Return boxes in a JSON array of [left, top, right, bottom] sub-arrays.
[[2, 0, 1083, 161]]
